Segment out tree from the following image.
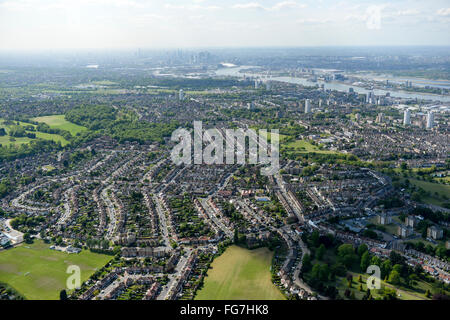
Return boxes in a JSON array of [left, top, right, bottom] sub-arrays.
[[346, 274, 353, 288], [344, 289, 351, 298], [411, 192, 421, 201], [392, 264, 403, 275], [23, 232, 33, 244], [381, 260, 392, 279], [357, 244, 368, 256], [413, 264, 423, 277], [360, 251, 371, 272], [400, 162, 408, 171], [60, 289, 68, 300], [388, 270, 401, 285], [331, 262, 346, 277], [316, 244, 326, 260], [324, 286, 338, 299], [233, 229, 239, 244], [310, 230, 320, 247], [436, 246, 446, 259], [370, 255, 381, 267], [338, 244, 357, 268], [381, 287, 398, 300], [301, 254, 312, 273], [311, 263, 321, 280], [319, 264, 330, 281], [338, 244, 355, 257]]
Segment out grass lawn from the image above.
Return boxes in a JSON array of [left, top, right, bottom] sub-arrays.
[[0, 240, 111, 300], [32, 115, 87, 136], [91, 80, 117, 86], [0, 118, 70, 146], [338, 272, 430, 300], [250, 128, 288, 143], [195, 245, 285, 300], [367, 217, 399, 236], [409, 178, 450, 207], [282, 139, 338, 155], [33, 131, 69, 146], [0, 135, 33, 146]]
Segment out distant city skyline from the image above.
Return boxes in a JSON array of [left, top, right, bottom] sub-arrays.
[[0, 0, 450, 50]]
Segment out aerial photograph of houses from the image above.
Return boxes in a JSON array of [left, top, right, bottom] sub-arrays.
[[0, 0, 449, 317]]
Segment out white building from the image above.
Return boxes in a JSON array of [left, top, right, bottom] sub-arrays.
[[0, 233, 10, 246], [376, 113, 384, 123], [403, 109, 411, 125], [304, 99, 311, 114], [426, 111, 434, 129], [366, 91, 374, 103], [179, 89, 184, 101]]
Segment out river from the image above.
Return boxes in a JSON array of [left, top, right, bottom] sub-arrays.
[[216, 66, 450, 102]]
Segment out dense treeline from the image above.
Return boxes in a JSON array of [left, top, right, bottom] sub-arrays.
[[411, 206, 449, 224], [301, 230, 450, 300], [65, 105, 117, 130], [0, 139, 62, 161], [118, 77, 248, 90], [66, 105, 178, 144]]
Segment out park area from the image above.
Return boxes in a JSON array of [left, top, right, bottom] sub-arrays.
[[0, 117, 73, 147], [408, 178, 450, 207], [32, 114, 87, 135], [195, 245, 285, 300], [0, 240, 111, 300], [282, 139, 338, 155]]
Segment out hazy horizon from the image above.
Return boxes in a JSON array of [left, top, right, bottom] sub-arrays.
[[1, 0, 450, 50]]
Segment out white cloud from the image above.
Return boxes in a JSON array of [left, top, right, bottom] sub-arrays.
[[165, 3, 222, 11], [436, 8, 450, 16], [0, 0, 146, 11], [1, 0, 449, 49], [232, 2, 265, 10], [296, 18, 332, 25], [395, 9, 420, 16], [365, 5, 387, 30], [232, 1, 305, 11], [271, 1, 305, 11]]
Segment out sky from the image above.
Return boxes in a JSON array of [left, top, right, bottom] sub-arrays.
[[0, 0, 449, 50]]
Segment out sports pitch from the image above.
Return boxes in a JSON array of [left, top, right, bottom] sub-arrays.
[[195, 245, 285, 300], [0, 240, 111, 300]]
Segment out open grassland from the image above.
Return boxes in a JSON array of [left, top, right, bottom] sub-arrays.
[[32, 115, 87, 135], [337, 272, 438, 300], [409, 178, 450, 207], [195, 245, 285, 300], [0, 118, 69, 146], [0, 135, 33, 146], [0, 240, 111, 300], [283, 139, 339, 155]]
